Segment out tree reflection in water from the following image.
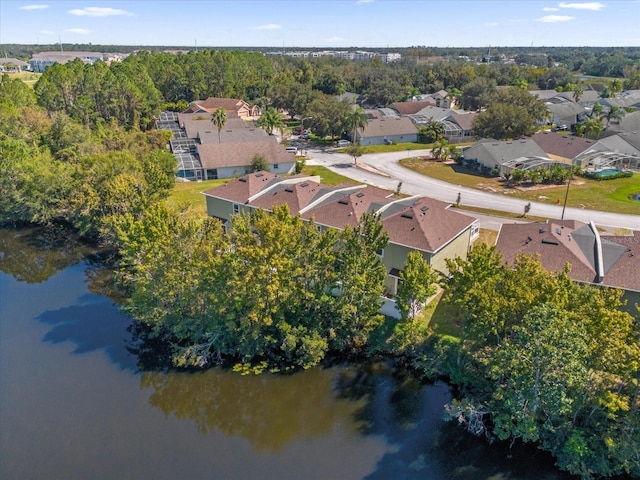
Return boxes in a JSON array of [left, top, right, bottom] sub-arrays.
[[140, 366, 368, 451], [0, 226, 93, 283]]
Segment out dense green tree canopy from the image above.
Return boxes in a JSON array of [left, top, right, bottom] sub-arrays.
[[440, 244, 640, 479], [114, 204, 388, 370]]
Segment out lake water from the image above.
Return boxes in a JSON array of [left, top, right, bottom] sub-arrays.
[[0, 228, 573, 480]]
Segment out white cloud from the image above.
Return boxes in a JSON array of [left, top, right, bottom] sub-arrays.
[[256, 24, 281, 30], [18, 4, 49, 10], [509, 18, 528, 23], [65, 28, 91, 34], [484, 22, 499, 27], [558, 2, 605, 10], [68, 7, 133, 17], [537, 15, 575, 22], [40, 30, 54, 35], [356, 0, 374, 4], [543, 7, 559, 11]]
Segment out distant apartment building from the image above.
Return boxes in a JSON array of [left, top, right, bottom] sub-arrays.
[[267, 50, 401, 63], [29, 51, 104, 72]]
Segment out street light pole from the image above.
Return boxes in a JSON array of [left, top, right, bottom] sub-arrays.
[[300, 116, 312, 132], [561, 162, 573, 220]]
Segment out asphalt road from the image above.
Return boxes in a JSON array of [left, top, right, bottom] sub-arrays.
[[305, 146, 640, 231]]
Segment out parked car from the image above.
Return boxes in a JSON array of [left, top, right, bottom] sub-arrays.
[[285, 146, 298, 154], [337, 140, 351, 147]]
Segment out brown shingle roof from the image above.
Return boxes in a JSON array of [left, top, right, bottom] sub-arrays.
[[249, 180, 325, 213], [496, 221, 640, 292], [359, 116, 417, 138], [300, 186, 392, 228], [197, 139, 292, 169], [600, 231, 640, 292], [390, 100, 437, 115], [531, 131, 596, 160], [184, 97, 249, 114], [380, 197, 475, 252], [177, 114, 267, 144], [202, 171, 278, 203]]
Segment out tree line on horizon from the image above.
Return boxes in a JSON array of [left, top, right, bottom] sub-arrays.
[[0, 50, 638, 480]]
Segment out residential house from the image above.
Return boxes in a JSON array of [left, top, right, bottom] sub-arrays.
[[356, 110, 418, 145], [444, 112, 478, 139], [600, 110, 640, 137], [495, 220, 640, 307], [0, 58, 30, 72], [599, 90, 640, 111], [413, 90, 452, 108], [462, 138, 548, 174], [28, 51, 104, 72], [390, 100, 437, 116], [203, 173, 479, 310], [183, 97, 260, 118], [177, 113, 268, 144], [546, 102, 587, 129], [157, 110, 294, 180], [530, 131, 597, 164], [197, 139, 296, 180]]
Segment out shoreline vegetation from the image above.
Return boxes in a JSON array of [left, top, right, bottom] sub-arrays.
[[2, 49, 639, 478]]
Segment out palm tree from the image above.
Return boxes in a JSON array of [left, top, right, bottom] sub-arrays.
[[590, 102, 603, 119], [257, 106, 284, 135], [211, 107, 227, 144], [584, 118, 603, 139], [605, 105, 625, 127], [609, 79, 622, 96], [421, 120, 445, 144], [573, 85, 583, 103], [344, 106, 368, 143], [574, 124, 586, 138], [431, 138, 450, 162]]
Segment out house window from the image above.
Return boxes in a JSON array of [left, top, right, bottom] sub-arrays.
[[232, 203, 240, 214], [206, 169, 218, 180], [470, 223, 480, 240], [273, 164, 279, 170], [376, 248, 384, 258]]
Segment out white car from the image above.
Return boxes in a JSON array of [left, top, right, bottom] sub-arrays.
[[337, 140, 351, 147]]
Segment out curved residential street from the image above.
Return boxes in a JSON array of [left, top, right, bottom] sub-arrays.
[[305, 146, 640, 231]]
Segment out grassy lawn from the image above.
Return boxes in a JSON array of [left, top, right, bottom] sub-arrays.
[[300, 165, 359, 186], [166, 179, 226, 215], [476, 228, 498, 246], [400, 158, 640, 215], [426, 292, 463, 338], [10, 71, 41, 87]]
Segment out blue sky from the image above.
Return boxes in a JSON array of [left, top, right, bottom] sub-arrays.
[[1, 1, 638, 48]]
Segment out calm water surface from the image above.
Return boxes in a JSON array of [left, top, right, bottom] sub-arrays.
[[0, 228, 573, 480]]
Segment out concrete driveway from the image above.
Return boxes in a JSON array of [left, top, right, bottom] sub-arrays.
[[305, 146, 640, 230]]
